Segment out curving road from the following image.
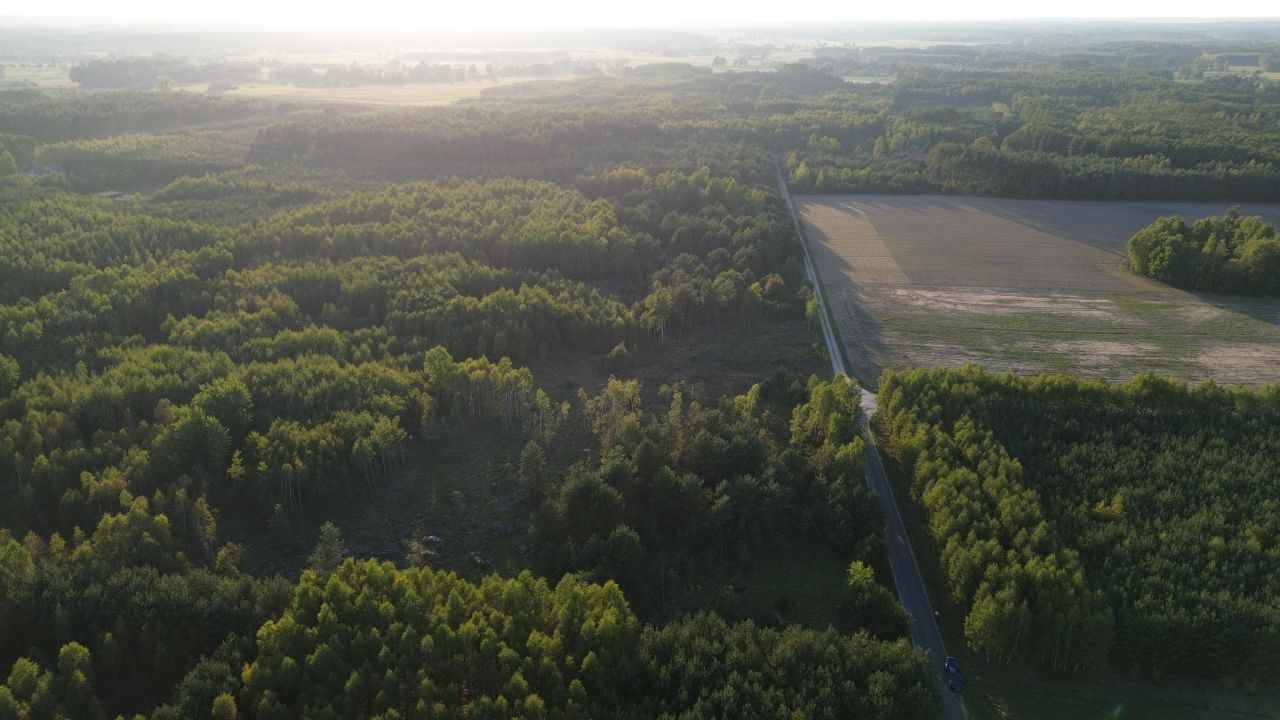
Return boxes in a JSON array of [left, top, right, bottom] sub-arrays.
[[780, 174, 966, 720]]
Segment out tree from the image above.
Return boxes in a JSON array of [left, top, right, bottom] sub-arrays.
[[519, 440, 549, 501], [156, 75, 176, 93], [211, 693, 237, 720], [193, 378, 253, 444], [268, 504, 290, 537], [0, 537, 33, 619], [308, 521, 346, 572], [602, 341, 634, 375], [846, 560, 876, 591], [213, 542, 244, 576]]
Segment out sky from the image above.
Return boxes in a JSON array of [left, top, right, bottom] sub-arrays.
[[3, 0, 1279, 31]]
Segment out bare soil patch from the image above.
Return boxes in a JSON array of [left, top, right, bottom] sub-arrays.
[[889, 288, 1118, 319], [1194, 343, 1280, 386]]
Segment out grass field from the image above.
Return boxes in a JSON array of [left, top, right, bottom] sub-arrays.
[[871, 419, 1280, 720], [201, 76, 581, 106], [0, 64, 75, 88], [796, 195, 1280, 386]]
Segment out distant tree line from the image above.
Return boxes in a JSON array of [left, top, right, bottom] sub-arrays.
[[786, 67, 1280, 201], [0, 91, 289, 142], [69, 57, 261, 89]]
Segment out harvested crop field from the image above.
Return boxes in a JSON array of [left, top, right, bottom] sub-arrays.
[[796, 195, 1280, 386]]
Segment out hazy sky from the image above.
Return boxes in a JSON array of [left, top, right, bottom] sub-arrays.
[[5, 0, 1279, 31]]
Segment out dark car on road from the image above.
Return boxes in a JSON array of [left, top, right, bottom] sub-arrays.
[[943, 656, 964, 693]]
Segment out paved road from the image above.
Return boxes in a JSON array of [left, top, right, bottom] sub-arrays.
[[778, 173, 847, 377], [862, 418, 967, 720], [780, 174, 966, 720]]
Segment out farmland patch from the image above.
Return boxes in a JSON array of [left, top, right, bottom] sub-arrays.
[[797, 194, 1280, 386]]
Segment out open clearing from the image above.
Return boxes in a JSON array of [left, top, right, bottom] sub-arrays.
[[797, 195, 1280, 386], [205, 76, 583, 106]]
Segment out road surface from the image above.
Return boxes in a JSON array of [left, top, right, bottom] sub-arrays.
[[780, 174, 966, 720], [778, 173, 848, 377]]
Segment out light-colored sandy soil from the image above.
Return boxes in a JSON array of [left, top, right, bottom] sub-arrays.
[[889, 289, 1118, 319]]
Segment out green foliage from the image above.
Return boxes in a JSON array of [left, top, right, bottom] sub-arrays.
[[785, 67, 1280, 200], [192, 378, 254, 443], [880, 367, 1115, 672], [880, 366, 1280, 678], [307, 521, 346, 573], [602, 341, 634, 375], [1127, 209, 1280, 294], [840, 561, 910, 639], [1, 643, 104, 720], [237, 559, 935, 720], [0, 62, 950, 720], [0, 354, 19, 397], [243, 559, 642, 719], [0, 91, 285, 142], [532, 378, 886, 621], [642, 612, 937, 720], [211, 692, 238, 720], [35, 132, 245, 191], [518, 440, 550, 502]]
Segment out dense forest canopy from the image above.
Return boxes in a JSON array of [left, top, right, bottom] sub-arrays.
[[0, 59, 942, 717], [878, 366, 1280, 679]]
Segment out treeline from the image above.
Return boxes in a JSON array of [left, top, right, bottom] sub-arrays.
[[785, 67, 1280, 200], [1127, 209, 1280, 294], [920, 141, 1280, 201], [878, 366, 1280, 679], [272, 62, 496, 86], [0, 91, 289, 142], [0, 518, 939, 719], [69, 57, 261, 89], [247, 64, 858, 178], [269, 59, 601, 87]]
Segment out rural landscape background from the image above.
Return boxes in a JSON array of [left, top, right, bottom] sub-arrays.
[[1, 7, 1279, 720]]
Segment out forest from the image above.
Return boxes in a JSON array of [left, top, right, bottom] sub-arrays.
[[1127, 209, 1280, 294], [228, 61, 1280, 202], [4, 26, 1280, 718], [877, 366, 1280, 680], [0, 71, 942, 716]]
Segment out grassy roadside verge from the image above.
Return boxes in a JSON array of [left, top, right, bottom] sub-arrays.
[[869, 417, 1280, 720]]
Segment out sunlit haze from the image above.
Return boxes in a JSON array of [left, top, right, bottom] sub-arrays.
[[4, 0, 1278, 30]]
